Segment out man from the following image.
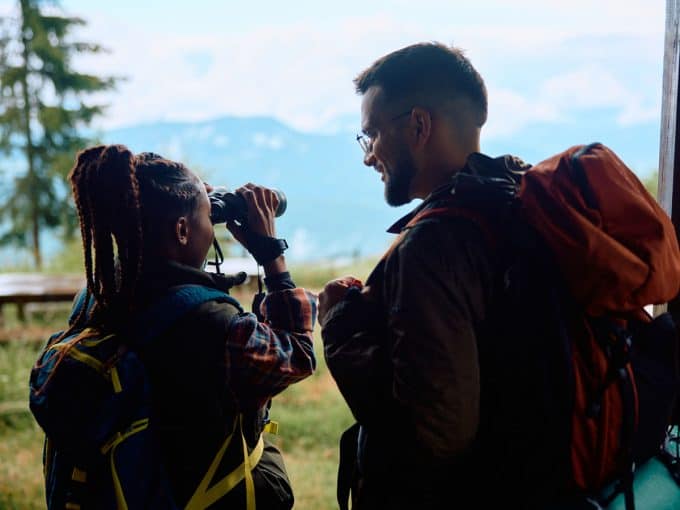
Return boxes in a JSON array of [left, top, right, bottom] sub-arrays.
[[318, 42, 524, 509]]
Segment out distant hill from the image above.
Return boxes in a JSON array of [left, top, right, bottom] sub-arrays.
[[104, 110, 660, 261], [104, 116, 411, 261], [0, 111, 661, 267]]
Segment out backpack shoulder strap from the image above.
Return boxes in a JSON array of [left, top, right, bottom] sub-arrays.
[[68, 287, 94, 327], [133, 284, 243, 346], [406, 203, 499, 248], [380, 200, 501, 264]]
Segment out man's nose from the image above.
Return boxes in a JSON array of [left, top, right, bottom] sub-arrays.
[[363, 149, 376, 167]]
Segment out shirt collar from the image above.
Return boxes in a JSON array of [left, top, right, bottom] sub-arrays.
[[386, 181, 456, 234]]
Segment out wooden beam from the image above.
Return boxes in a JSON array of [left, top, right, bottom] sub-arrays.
[[657, 0, 680, 317]]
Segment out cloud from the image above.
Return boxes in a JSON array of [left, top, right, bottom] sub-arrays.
[[485, 87, 561, 139], [618, 103, 660, 127], [58, 1, 663, 136], [484, 65, 661, 140]]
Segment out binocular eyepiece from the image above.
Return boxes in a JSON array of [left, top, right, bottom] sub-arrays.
[[208, 186, 287, 225]]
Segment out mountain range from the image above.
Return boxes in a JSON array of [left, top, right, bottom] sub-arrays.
[[103, 110, 660, 261], [0, 110, 662, 266]]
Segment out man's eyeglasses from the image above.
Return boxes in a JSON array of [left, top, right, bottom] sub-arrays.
[[356, 110, 413, 155]]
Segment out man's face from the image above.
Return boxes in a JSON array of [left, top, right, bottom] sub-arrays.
[[360, 86, 416, 207]]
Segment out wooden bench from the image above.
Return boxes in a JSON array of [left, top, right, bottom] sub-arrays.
[[0, 260, 261, 325], [0, 273, 84, 325]]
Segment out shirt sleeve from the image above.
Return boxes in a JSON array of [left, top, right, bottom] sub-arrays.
[[322, 285, 392, 427], [225, 288, 318, 408], [263, 271, 296, 291]]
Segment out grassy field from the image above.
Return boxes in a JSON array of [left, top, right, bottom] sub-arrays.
[[0, 258, 375, 509]]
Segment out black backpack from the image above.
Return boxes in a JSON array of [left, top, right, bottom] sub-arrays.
[[28, 284, 276, 510]]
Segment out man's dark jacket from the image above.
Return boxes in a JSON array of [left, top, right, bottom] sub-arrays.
[[322, 154, 566, 509]]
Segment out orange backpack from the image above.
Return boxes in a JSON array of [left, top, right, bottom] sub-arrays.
[[409, 143, 680, 506], [522, 144, 680, 492]]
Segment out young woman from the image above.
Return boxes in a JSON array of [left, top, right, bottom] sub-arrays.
[[31, 144, 317, 509]]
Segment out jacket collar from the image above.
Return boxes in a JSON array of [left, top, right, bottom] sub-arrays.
[[386, 152, 529, 234], [386, 183, 455, 233], [138, 260, 242, 301]]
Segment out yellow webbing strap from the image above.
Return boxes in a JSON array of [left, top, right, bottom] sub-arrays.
[[50, 333, 122, 392], [263, 421, 279, 435], [110, 366, 122, 393], [241, 415, 257, 510], [71, 467, 87, 483], [43, 437, 53, 478], [185, 415, 265, 510], [80, 333, 115, 347], [100, 418, 150, 510], [50, 343, 105, 374]]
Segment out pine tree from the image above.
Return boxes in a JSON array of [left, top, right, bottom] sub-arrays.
[[0, 0, 117, 269]]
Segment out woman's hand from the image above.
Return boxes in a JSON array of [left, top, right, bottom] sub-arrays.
[[226, 183, 286, 275]]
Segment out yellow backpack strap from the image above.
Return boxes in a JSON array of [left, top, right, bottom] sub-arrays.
[[49, 330, 121, 393], [185, 414, 265, 510], [263, 421, 279, 435], [241, 415, 257, 510], [100, 418, 150, 510]]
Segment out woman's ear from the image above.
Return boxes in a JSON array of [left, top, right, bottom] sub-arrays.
[[175, 216, 190, 246]]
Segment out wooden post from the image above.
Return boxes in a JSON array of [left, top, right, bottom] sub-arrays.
[[657, 0, 680, 318], [16, 302, 26, 322]]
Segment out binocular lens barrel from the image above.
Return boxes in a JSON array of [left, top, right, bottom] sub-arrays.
[[209, 187, 287, 224]]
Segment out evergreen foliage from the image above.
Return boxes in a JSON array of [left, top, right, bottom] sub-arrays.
[[0, 0, 117, 268]]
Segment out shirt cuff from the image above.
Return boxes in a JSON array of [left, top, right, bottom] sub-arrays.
[[264, 271, 296, 292]]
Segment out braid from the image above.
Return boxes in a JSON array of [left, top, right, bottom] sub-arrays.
[[92, 145, 143, 322], [66, 145, 106, 333], [36, 145, 119, 391], [66, 144, 144, 328], [118, 154, 143, 306], [34, 144, 202, 395]]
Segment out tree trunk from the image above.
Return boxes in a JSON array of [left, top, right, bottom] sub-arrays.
[[19, 0, 41, 270]]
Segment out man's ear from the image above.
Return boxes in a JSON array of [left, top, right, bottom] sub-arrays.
[[410, 107, 432, 149], [175, 216, 190, 246]]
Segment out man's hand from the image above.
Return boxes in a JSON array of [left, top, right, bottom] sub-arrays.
[[318, 276, 363, 327]]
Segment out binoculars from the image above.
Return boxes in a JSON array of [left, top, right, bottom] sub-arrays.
[[208, 186, 287, 225]]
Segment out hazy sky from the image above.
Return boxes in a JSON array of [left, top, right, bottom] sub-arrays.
[[0, 1, 667, 141]]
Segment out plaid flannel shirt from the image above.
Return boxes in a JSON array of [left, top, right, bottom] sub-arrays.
[[225, 287, 318, 408]]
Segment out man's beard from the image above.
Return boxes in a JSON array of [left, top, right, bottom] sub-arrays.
[[384, 148, 416, 207]]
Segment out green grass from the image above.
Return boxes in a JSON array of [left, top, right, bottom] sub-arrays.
[[0, 337, 48, 510], [289, 257, 378, 290], [268, 335, 355, 510]]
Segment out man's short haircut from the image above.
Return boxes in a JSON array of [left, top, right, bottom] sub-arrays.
[[354, 42, 488, 126]]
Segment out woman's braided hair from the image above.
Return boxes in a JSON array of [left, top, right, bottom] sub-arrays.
[[33, 145, 203, 394], [66, 144, 202, 331]]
